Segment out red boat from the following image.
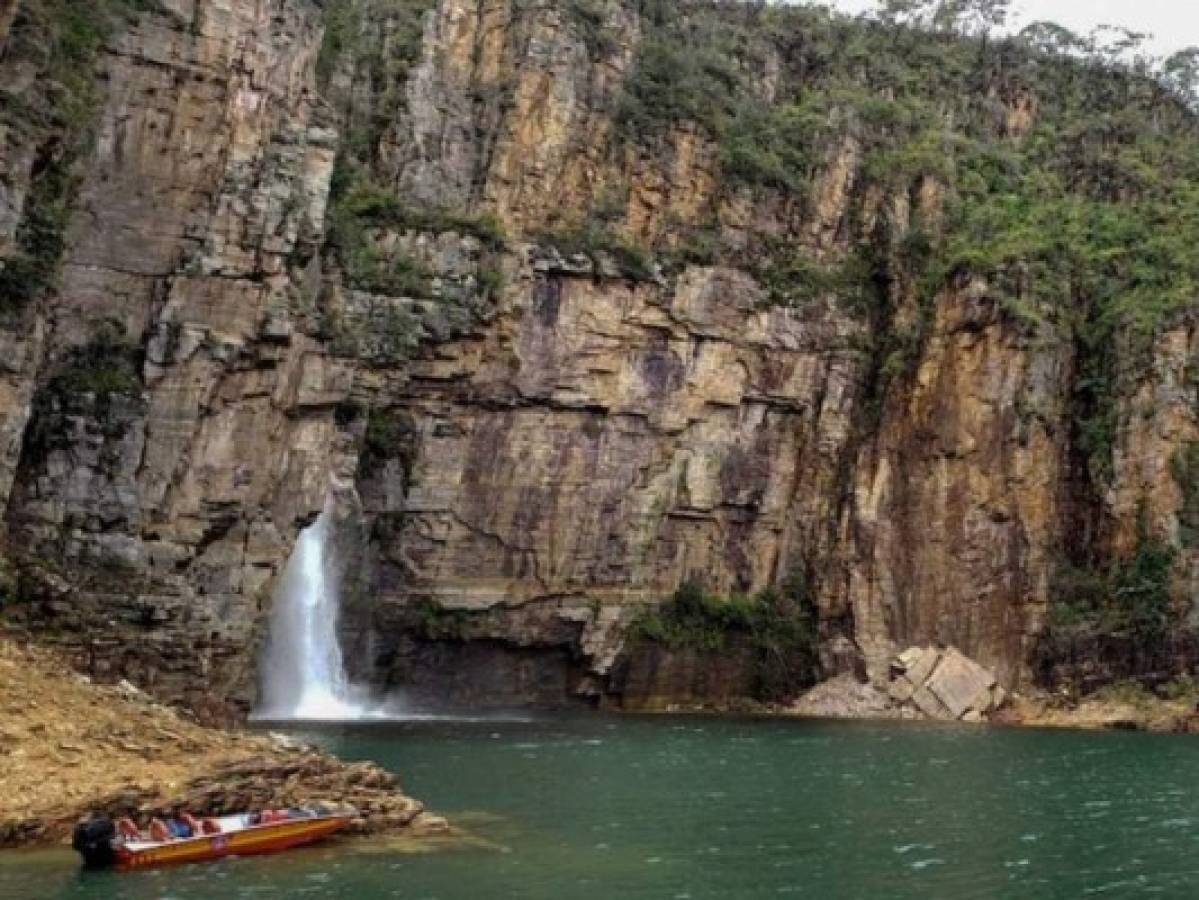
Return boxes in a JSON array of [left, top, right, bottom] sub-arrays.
[[72, 807, 355, 870]]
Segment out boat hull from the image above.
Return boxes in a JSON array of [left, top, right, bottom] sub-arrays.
[[113, 815, 353, 870]]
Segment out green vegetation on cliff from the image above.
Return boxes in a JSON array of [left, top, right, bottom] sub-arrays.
[[0, 150, 75, 315], [43, 325, 141, 401], [320, 162, 508, 358], [620, 1, 1199, 316], [632, 576, 821, 701], [412, 600, 475, 642], [533, 219, 655, 282], [315, 0, 436, 147], [314, 0, 511, 360], [1041, 528, 1181, 687], [606, 0, 1198, 486], [358, 407, 417, 480]]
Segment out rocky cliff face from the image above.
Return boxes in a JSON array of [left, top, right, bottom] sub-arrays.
[[1, 0, 1196, 717], [1, 0, 346, 718]]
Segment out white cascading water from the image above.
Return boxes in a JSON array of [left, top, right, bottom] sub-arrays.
[[253, 498, 528, 723], [254, 500, 366, 720]]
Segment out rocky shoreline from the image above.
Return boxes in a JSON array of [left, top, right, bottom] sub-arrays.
[[620, 644, 1199, 735], [996, 690, 1199, 734], [788, 646, 1199, 734], [6, 628, 1195, 853], [0, 636, 446, 849], [621, 684, 1199, 734]]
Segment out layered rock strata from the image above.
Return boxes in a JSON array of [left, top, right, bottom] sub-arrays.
[[0, 0, 1195, 717]]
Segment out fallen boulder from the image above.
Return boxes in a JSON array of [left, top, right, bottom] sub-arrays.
[[791, 645, 1009, 723], [888, 646, 1007, 722]]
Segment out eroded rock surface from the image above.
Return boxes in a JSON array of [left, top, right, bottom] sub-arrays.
[[0, 0, 1196, 718], [1, 0, 346, 718]]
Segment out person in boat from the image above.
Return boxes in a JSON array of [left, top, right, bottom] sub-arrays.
[[116, 817, 140, 841], [75, 804, 355, 869], [142, 810, 211, 842], [167, 817, 192, 839], [148, 818, 172, 843]]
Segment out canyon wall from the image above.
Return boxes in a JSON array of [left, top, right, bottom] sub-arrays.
[[1, 0, 348, 718], [1, 0, 1196, 716]]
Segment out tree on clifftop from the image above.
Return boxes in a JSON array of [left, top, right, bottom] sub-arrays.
[[871, 0, 1012, 37], [1017, 21, 1089, 57], [1163, 47, 1199, 109]]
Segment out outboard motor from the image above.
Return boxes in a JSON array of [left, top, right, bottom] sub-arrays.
[[72, 815, 117, 869]]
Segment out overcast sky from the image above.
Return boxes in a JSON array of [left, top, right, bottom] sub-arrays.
[[804, 0, 1197, 57]]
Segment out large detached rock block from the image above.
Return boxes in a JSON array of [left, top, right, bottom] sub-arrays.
[[887, 646, 1005, 722], [926, 648, 998, 719]]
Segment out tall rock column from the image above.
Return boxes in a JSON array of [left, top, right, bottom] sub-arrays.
[[838, 282, 1072, 686], [3, 0, 351, 718]]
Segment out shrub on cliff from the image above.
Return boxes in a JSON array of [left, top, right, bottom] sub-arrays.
[[564, 0, 621, 58], [334, 182, 507, 253], [1040, 533, 1182, 690], [1113, 537, 1177, 643], [533, 219, 654, 283], [358, 408, 416, 481], [754, 572, 822, 702], [17, 328, 144, 481], [633, 580, 756, 650], [412, 600, 474, 642], [632, 574, 820, 701], [49, 330, 142, 400]]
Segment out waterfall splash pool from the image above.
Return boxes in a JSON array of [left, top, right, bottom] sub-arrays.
[[10, 715, 1199, 899]]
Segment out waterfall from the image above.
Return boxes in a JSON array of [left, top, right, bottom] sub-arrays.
[[254, 500, 366, 721], [252, 498, 526, 723]]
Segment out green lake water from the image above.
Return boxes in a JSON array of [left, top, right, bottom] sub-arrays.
[[5, 715, 1199, 898]]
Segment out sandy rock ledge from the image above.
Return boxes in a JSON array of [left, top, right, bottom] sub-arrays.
[[0, 635, 446, 848]]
